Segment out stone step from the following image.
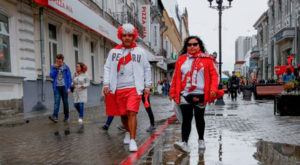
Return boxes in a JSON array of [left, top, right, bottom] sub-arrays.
[[0, 109, 17, 116]]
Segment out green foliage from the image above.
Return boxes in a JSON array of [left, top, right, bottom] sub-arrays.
[[292, 80, 299, 86]]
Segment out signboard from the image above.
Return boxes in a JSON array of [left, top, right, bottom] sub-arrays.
[[151, 24, 160, 52], [139, 5, 150, 43], [33, 0, 48, 6], [44, 0, 120, 44], [157, 60, 167, 71], [275, 66, 286, 75]]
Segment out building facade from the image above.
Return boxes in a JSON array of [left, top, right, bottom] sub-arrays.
[[0, 0, 186, 118], [254, 0, 300, 80]]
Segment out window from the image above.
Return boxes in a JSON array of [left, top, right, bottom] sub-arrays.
[[49, 24, 58, 67], [90, 42, 95, 81], [73, 34, 79, 66], [0, 13, 10, 72]]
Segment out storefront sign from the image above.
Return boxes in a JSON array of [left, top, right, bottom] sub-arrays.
[[151, 24, 160, 51], [275, 66, 286, 75], [275, 32, 283, 41], [33, 0, 48, 6], [139, 5, 150, 43], [157, 59, 167, 71], [35, 0, 120, 44]]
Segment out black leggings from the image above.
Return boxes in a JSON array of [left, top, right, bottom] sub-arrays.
[[142, 94, 155, 126], [180, 104, 205, 142]]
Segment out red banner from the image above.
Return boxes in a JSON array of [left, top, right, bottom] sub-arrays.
[[275, 66, 286, 75], [32, 0, 48, 6], [275, 65, 294, 75]]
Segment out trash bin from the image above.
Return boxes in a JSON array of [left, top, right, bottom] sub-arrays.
[[243, 86, 252, 100]]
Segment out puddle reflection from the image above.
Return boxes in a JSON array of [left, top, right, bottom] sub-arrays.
[[254, 140, 300, 165]]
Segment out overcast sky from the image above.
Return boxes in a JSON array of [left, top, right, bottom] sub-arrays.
[[177, 0, 269, 72]]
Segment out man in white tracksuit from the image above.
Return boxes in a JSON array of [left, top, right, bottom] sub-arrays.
[[103, 23, 152, 152]]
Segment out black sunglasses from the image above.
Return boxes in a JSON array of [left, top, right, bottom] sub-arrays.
[[187, 43, 199, 47]]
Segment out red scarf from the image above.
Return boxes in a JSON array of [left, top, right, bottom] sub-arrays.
[[182, 51, 204, 92], [114, 43, 137, 72]]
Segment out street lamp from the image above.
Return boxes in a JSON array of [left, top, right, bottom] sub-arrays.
[[207, 0, 233, 105]]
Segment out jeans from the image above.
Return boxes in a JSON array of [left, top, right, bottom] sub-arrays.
[[53, 86, 69, 119], [74, 103, 84, 118]]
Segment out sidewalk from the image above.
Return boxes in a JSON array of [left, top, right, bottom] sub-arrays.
[[0, 95, 174, 165], [136, 95, 300, 165]]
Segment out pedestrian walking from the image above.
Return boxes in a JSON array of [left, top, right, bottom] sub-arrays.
[[72, 62, 90, 123], [169, 36, 222, 153], [49, 54, 72, 123], [239, 76, 246, 92], [141, 93, 156, 132], [283, 67, 295, 83], [103, 23, 152, 152], [157, 81, 163, 95], [228, 71, 239, 101], [163, 80, 170, 96]]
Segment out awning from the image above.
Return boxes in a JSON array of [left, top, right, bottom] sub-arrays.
[[33, 0, 121, 45]]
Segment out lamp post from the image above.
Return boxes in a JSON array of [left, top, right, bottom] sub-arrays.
[[207, 0, 233, 105]]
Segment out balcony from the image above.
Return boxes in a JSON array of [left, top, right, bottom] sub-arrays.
[[112, 12, 143, 38], [274, 27, 295, 44]]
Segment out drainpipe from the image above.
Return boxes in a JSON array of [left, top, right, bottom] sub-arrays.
[[32, 7, 47, 112], [40, 7, 46, 102], [102, 0, 105, 18], [295, 15, 298, 66]]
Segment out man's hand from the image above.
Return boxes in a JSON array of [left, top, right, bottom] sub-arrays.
[[54, 64, 59, 68], [67, 89, 71, 94], [144, 88, 150, 95], [103, 86, 110, 95], [210, 90, 216, 98]]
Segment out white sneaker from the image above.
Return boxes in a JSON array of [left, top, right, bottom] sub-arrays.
[[78, 118, 83, 123], [123, 132, 130, 144], [174, 141, 190, 153], [129, 139, 138, 152], [198, 140, 206, 149]]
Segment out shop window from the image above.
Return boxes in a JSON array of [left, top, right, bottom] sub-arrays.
[[0, 13, 11, 72], [49, 24, 58, 67]]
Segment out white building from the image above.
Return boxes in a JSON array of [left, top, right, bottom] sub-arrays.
[[235, 36, 251, 62], [0, 0, 170, 117]]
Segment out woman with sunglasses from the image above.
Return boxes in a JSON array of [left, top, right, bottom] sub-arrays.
[[170, 36, 222, 153]]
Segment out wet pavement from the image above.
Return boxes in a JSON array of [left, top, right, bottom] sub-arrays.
[[136, 95, 300, 165], [1, 94, 300, 165], [0, 95, 173, 165]]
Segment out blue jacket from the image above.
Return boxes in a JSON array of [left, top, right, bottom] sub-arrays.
[[283, 74, 295, 83], [50, 63, 72, 91]]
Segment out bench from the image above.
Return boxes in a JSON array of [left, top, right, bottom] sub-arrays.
[[256, 85, 284, 95], [255, 84, 284, 99]]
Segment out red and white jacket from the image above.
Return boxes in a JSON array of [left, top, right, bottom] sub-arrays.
[[170, 53, 223, 105], [103, 44, 152, 95]]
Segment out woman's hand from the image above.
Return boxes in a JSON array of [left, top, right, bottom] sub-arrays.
[[210, 91, 216, 98], [169, 96, 174, 101]]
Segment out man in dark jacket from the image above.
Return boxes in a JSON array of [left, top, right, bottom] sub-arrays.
[[49, 54, 72, 123], [228, 71, 240, 101]]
